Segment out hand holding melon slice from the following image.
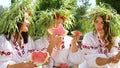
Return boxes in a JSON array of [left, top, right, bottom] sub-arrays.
[[48, 24, 68, 37], [71, 30, 82, 37], [31, 51, 49, 66], [71, 30, 82, 43]]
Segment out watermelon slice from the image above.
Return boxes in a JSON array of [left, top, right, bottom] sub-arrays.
[[31, 51, 49, 66], [48, 24, 68, 37], [71, 30, 82, 37], [60, 63, 68, 68]]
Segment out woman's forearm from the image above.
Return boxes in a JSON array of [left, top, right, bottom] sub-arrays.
[[96, 57, 111, 66], [7, 63, 21, 68], [47, 42, 55, 55], [70, 40, 78, 52]]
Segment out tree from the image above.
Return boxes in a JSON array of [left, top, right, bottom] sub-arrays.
[[96, 0, 120, 14], [0, 5, 6, 18], [11, 0, 17, 3], [35, 0, 63, 11], [31, 0, 77, 40], [0, 0, 33, 35], [72, 0, 93, 34]]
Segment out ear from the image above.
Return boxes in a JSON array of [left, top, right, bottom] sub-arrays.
[[106, 14, 110, 20], [60, 16, 66, 22], [27, 10, 32, 16], [93, 18, 96, 23], [54, 13, 60, 19]]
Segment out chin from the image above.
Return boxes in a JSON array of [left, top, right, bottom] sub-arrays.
[[23, 29, 28, 32], [98, 31, 104, 34]]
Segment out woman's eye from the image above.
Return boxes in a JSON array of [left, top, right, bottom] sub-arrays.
[[95, 20, 98, 23], [101, 22, 104, 24]]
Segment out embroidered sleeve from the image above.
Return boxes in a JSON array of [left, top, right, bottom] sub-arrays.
[[81, 33, 108, 67], [27, 36, 37, 53], [0, 35, 15, 68], [81, 33, 96, 55], [34, 36, 49, 51], [68, 49, 85, 64]]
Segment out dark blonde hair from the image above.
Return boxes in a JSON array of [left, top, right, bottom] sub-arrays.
[[93, 14, 115, 52], [54, 12, 66, 22]]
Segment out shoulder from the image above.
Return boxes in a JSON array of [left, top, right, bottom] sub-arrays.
[[0, 34, 8, 47], [64, 35, 72, 41], [64, 35, 72, 39], [0, 34, 5, 38], [82, 32, 96, 45], [84, 32, 94, 39], [0, 34, 6, 43], [28, 36, 34, 41], [114, 36, 120, 44], [34, 35, 48, 43]]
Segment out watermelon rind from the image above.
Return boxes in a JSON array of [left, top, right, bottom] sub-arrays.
[[30, 51, 50, 66]]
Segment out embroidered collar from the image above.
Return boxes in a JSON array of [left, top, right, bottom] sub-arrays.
[[97, 33, 109, 47], [12, 36, 25, 57], [97, 33, 109, 54]]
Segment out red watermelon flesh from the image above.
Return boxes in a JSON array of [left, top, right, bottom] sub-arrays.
[[60, 63, 68, 68], [48, 24, 68, 37], [71, 30, 82, 37], [31, 51, 49, 66]]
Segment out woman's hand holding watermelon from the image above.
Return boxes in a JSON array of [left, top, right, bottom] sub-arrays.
[[23, 61, 37, 68], [71, 30, 82, 43], [30, 50, 50, 67], [70, 30, 82, 52], [49, 34, 62, 49]]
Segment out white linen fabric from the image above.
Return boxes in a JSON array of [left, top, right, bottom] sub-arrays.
[[0, 34, 36, 68], [34, 35, 84, 68], [78, 32, 120, 68]]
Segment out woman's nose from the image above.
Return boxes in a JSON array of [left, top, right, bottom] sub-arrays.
[[26, 20, 30, 24]]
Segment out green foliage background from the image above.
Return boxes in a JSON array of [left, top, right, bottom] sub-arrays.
[[96, 0, 120, 14], [0, 0, 120, 40]]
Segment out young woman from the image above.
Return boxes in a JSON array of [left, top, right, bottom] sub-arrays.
[[34, 13, 84, 68], [70, 11, 120, 68], [0, 6, 37, 68]]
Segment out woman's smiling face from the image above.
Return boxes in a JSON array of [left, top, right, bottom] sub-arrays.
[[94, 16, 104, 34]]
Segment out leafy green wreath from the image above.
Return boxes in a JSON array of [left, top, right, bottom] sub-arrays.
[[31, 8, 75, 40], [88, 3, 120, 36], [0, 0, 34, 35]]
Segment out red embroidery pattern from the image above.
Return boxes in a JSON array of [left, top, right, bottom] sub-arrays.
[[81, 35, 109, 55], [0, 51, 11, 56], [41, 48, 47, 51], [28, 49, 35, 53], [97, 36, 108, 54], [13, 41, 25, 57], [61, 38, 65, 49], [82, 45, 98, 49]]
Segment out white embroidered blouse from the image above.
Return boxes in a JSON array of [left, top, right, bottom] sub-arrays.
[[79, 32, 120, 68], [34, 35, 84, 68], [0, 34, 35, 68]]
